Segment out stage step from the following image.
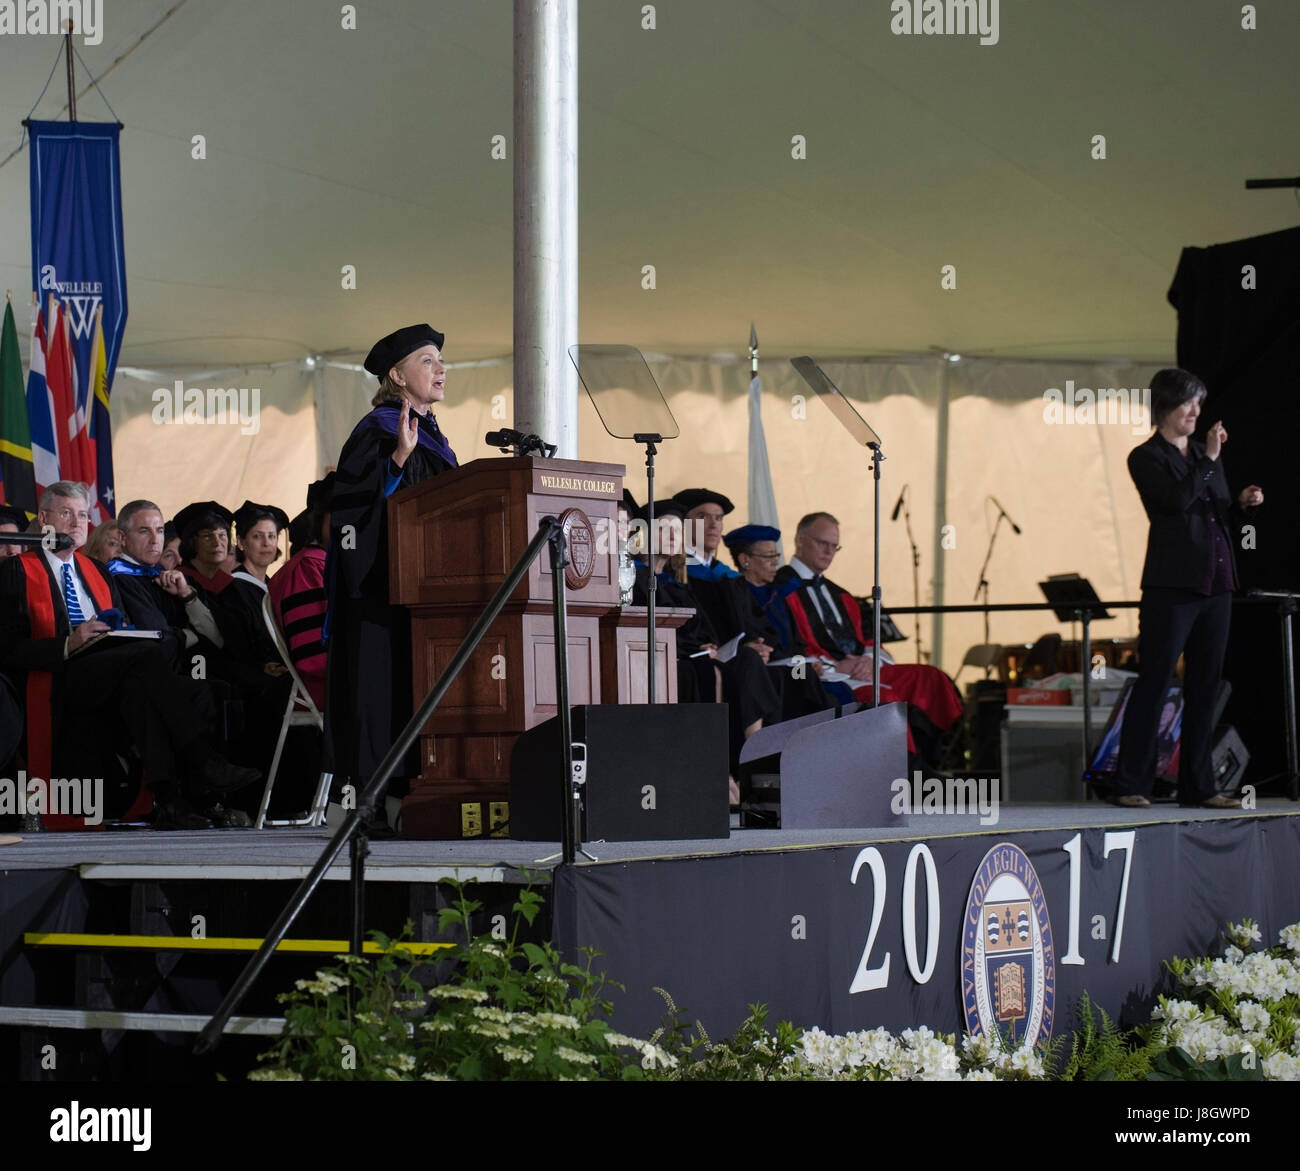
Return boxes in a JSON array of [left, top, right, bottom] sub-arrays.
[[23, 932, 453, 956], [0, 1006, 283, 1035]]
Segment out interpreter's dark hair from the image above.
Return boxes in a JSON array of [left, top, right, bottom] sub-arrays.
[[1150, 368, 1206, 426], [795, 511, 839, 533]]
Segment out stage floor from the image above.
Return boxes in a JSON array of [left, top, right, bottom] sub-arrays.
[[2, 798, 1295, 875]]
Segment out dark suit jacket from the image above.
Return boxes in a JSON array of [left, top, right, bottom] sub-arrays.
[[1128, 432, 1240, 593]]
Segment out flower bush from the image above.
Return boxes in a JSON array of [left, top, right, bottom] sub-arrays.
[[250, 897, 1300, 1082]]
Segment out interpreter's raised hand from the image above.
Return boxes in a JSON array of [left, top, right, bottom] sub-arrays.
[[264, 662, 289, 677], [157, 569, 191, 597], [393, 398, 419, 468], [68, 619, 110, 653], [1205, 421, 1227, 460], [1239, 485, 1264, 508]]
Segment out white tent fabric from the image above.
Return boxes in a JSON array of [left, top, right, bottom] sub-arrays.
[[109, 353, 1162, 675]]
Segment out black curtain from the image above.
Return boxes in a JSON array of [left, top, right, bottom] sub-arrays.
[[1168, 225, 1300, 786]]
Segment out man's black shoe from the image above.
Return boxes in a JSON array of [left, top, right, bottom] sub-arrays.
[[204, 803, 253, 828], [198, 756, 262, 795], [153, 801, 213, 830]]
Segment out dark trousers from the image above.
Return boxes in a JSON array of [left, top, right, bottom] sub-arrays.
[[1115, 588, 1231, 802], [61, 641, 211, 803]]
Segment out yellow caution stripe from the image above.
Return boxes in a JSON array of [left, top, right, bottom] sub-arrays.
[[23, 932, 452, 955]]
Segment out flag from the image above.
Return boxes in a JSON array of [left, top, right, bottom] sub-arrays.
[[25, 300, 58, 493], [44, 296, 85, 485], [88, 306, 114, 518], [747, 371, 782, 557], [0, 298, 37, 514]]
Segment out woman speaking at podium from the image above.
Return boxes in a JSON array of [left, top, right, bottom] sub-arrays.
[[325, 325, 458, 828], [1111, 368, 1262, 809]]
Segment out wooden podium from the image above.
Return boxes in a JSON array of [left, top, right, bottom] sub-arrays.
[[388, 456, 625, 839]]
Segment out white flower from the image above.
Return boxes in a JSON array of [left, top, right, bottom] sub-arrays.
[[533, 1012, 580, 1031], [354, 1011, 383, 1026], [419, 1072, 452, 1081], [419, 1018, 455, 1033], [467, 1021, 512, 1040], [1265, 1052, 1300, 1081], [1236, 1001, 1271, 1034], [428, 986, 489, 1002], [394, 1053, 416, 1072], [496, 1044, 534, 1064], [964, 1068, 998, 1081], [639, 1044, 678, 1071], [1279, 923, 1300, 954], [1227, 920, 1263, 948], [556, 1046, 600, 1066], [471, 1006, 516, 1025], [248, 1068, 303, 1081], [1223, 945, 1245, 964]]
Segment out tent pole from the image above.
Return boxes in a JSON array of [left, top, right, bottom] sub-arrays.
[[929, 358, 952, 670], [513, 0, 579, 459]]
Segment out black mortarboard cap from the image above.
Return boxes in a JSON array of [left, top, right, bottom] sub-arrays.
[[672, 488, 735, 515], [635, 498, 687, 526], [363, 324, 445, 382], [173, 501, 233, 541], [306, 472, 335, 512], [0, 505, 30, 529], [723, 524, 781, 549], [233, 500, 291, 536]]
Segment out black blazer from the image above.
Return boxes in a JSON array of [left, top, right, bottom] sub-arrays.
[[1128, 432, 1240, 593]]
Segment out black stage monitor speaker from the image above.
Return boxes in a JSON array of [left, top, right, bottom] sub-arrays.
[[509, 704, 730, 841], [1212, 725, 1249, 794]]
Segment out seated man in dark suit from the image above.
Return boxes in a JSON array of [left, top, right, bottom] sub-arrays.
[[109, 499, 226, 671], [775, 511, 963, 768], [0, 482, 259, 830]]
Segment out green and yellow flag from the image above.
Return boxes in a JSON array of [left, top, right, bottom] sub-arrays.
[[0, 297, 37, 515]]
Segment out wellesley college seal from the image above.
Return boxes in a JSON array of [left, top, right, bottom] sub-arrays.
[[961, 842, 1056, 1046]]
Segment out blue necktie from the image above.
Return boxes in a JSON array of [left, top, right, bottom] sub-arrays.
[[62, 562, 87, 627]]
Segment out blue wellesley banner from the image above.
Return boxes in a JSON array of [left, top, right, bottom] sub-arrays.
[[28, 119, 127, 513]]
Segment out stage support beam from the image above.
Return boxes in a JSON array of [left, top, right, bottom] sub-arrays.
[[513, 0, 579, 458]]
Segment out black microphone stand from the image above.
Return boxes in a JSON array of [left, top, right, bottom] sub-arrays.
[[974, 512, 1009, 679], [868, 441, 885, 706], [900, 491, 924, 663], [635, 433, 663, 704]]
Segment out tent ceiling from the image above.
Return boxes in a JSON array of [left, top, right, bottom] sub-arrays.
[[1, 0, 1296, 368]]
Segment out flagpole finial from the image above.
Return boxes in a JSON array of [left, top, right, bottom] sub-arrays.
[[749, 322, 758, 374]]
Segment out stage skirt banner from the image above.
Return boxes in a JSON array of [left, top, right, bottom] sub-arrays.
[[553, 815, 1300, 1041], [28, 119, 127, 515]]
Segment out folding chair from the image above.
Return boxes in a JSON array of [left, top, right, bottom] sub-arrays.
[[255, 592, 332, 828]]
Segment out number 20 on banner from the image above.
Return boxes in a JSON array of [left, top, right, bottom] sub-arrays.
[[847, 832, 1136, 993]]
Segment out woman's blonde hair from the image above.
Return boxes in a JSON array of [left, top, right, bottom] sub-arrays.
[[371, 374, 404, 408]]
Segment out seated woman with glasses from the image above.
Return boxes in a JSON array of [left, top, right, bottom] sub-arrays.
[[719, 524, 835, 720]]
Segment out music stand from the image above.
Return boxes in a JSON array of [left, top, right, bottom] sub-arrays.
[[568, 345, 680, 704], [790, 357, 885, 706], [1039, 573, 1113, 777]]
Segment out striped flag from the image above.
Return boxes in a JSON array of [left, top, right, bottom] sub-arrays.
[[88, 306, 115, 519], [0, 298, 37, 514], [44, 297, 82, 484], [25, 300, 58, 493]]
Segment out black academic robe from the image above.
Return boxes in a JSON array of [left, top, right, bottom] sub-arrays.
[[632, 565, 782, 768], [711, 575, 835, 720], [0, 552, 211, 810], [325, 405, 457, 790], [112, 567, 188, 669]]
